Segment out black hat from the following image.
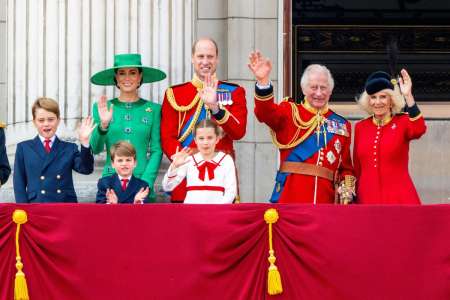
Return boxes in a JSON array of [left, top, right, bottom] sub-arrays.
[[364, 71, 394, 95]]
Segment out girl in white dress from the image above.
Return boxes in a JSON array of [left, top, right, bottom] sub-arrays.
[[162, 119, 237, 204]]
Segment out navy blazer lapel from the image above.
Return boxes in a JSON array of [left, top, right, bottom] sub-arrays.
[[31, 136, 47, 160], [42, 137, 63, 172], [111, 174, 122, 191], [111, 174, 129, 202]]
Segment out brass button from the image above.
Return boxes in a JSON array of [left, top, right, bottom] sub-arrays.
[[40, 176, 45, 180], [57, 189, 61, 194], [41, 190, 46, 194]]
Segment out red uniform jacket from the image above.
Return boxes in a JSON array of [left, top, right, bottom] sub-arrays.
[[353, 113, 426, 204], [254, 85, 354, 204], [161, 77, 247, 202]]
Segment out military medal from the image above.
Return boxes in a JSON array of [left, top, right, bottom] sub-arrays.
[[217, 89, 233, 106], [145, 107, 152, 112]]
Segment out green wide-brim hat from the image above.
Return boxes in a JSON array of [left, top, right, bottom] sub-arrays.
[[90, 53, 166, 86]]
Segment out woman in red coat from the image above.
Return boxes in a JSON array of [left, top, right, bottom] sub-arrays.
[[353, 69, 426, 204]]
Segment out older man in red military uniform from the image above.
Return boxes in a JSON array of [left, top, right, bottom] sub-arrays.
[[248, 51, 354, 204], [161, 38, 247, 202]]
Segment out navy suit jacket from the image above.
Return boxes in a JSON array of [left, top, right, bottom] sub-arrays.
[[96, 174, 149, 204], [0, 128, 11, 185], [14, 136, 94, 203]]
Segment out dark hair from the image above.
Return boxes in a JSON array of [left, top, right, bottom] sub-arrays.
[[194, 119, 221, 137], [113, 67, 143, 89], [191, 38, 219, 56], [110, 141, 137, 161], [32, 97, 60, 119]]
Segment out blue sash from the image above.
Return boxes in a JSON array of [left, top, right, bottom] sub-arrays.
[[180, 105, 207, 148], [270, 112, 345, 203], [179, 83, 237, 147]]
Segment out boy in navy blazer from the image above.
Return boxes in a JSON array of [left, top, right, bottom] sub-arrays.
[[14, 97, 95, 203], [0, 123, 11, 187], [96, 141, 150, 204]]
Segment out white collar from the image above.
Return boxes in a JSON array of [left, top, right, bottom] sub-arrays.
[[38, 135, 56, 144], [117, 175, 132, 181]]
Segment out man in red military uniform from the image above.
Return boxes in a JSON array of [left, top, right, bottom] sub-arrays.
[[161, 38, 247, 202], [248, 51, 354, 204]]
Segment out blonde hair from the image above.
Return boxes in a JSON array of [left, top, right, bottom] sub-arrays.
[[356, 85, 405, 115], [32, 97, 60, 119]]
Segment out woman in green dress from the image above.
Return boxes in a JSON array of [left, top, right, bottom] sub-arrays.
[[90, 54, 166, 200]]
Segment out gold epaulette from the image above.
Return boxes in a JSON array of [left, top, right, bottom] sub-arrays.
[[0, 122, 6, 128], [166, 87, 200, 112]]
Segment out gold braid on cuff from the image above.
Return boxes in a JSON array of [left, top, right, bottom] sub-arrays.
[[255, 93, 273, 101]]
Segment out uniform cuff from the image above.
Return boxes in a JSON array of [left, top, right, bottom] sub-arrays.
[[255, 83, 274, 101], [406, 103, 421, 119], [98, 125, 108, 135], [212, 108, 226, 121]]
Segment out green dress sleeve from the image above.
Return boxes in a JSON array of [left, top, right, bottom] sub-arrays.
[[141, 103, 162, 189], [90, 102, 108, 154]]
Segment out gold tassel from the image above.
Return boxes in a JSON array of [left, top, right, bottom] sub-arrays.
[[12, 209, 29, 300], [264, 208, 283, 295]]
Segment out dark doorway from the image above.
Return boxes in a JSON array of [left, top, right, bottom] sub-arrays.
[[292, 0, 450, 102]]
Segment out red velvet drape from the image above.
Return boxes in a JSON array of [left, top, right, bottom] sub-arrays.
[[1, 203, 450, 300]]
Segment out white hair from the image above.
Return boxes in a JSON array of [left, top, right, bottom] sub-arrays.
[[300, 64, 335, 92]]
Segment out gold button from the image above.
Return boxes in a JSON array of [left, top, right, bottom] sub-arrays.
[[41, 190, 46, 194], [40, 176, 45, 180], [56, 175, 61, 179], [57, 189, 61, 194]]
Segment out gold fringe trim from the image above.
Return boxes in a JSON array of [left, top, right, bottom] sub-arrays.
[[264, 208, 283, 295], [12, 210, 29, 300]]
